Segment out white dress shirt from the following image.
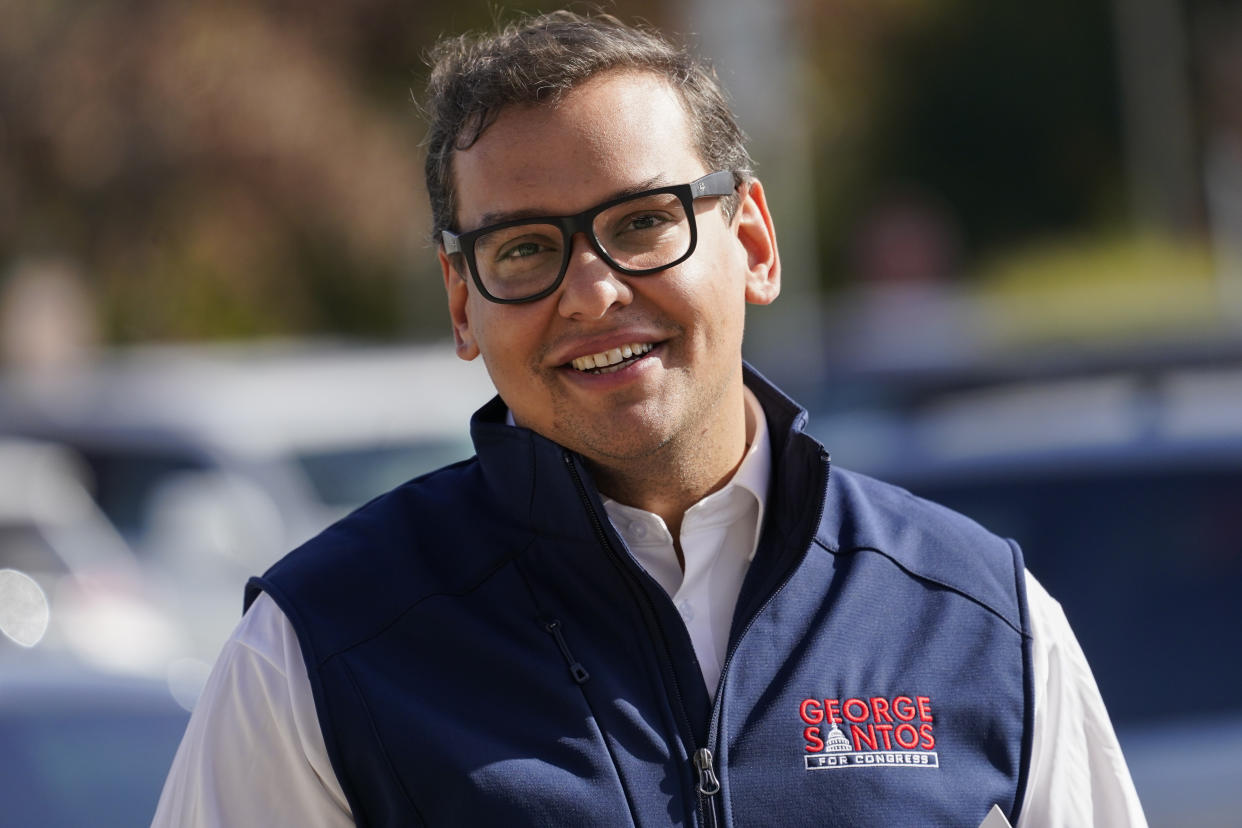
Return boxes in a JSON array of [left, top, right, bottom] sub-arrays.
[[601, 387, 770, 696], [154, 390, 1147, 826]]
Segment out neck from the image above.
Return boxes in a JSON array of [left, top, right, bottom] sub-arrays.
[[588, 385, 751, 543]]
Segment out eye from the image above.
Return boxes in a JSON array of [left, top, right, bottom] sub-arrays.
[[625, 213, 668, 232], [617, 211, 676, 235], [482, 227, 561, 265], [499, 241, 547, 260]]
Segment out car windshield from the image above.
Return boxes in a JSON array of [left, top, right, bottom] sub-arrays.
[[296, 440, 475, 508]]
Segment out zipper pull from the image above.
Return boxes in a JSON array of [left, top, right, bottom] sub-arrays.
[[694, 748, 721, 827], [695, 744, 725, 794], [694, 747, 721, 795], [543, 619, 590, 684]]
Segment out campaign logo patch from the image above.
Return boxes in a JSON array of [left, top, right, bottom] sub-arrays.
[[799, 695, 939, 771]]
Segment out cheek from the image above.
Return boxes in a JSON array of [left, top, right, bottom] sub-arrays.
[[470, 300, 544, 374], [467, 294, 502, 352], [463, 299, 505, 376], [690, 255, 748, 327]]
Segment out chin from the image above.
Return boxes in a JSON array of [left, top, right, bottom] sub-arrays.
[[573, 428, 675, 464], [552, 401, 685, 462]]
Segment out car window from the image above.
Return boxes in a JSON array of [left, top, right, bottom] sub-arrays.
[[71, 448, 210, 539], [296, 440, 475, 508]]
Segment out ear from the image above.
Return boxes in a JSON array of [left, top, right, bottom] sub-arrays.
[[734, 178, 781, 306], [440, 247, 481, 361]]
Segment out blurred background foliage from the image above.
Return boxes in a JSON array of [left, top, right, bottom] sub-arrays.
[[803, 0, 1124, 279], [2, 0, 1240, 359]]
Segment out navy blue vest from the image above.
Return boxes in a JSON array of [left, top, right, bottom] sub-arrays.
[[247, 367, 1033, 826]]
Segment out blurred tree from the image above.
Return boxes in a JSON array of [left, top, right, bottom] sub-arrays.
[[797, 0, 1127, 290], [2, 0, 1215, 346], [0, 0, 674, 345]]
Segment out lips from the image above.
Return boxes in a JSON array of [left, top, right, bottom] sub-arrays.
[[569, 342, 654, 374]]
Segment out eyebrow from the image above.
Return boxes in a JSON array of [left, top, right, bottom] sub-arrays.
[[470, 175, 668, 230]]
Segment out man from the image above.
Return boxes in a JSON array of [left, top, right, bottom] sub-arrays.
[[155, 11, 1145, 826]]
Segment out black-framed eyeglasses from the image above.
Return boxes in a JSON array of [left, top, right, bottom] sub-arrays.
[[441, 170, 737, 304]]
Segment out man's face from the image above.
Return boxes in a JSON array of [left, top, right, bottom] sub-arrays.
[[441, 70, 779, 467]]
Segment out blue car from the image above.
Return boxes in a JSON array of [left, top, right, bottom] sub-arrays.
[[808, 351, 1242, 826], [0, 665, 190, 827]]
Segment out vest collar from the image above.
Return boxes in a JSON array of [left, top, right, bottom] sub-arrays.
[[467, 363, 831, 553]]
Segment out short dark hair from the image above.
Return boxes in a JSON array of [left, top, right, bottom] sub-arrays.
[[422, 10, 753, 241]]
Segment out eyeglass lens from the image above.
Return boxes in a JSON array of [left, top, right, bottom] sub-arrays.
[[472, 190, 692, 301]]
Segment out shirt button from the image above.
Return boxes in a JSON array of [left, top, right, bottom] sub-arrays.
[[677, 600, 695, 622], [631, 522, 648, 540]]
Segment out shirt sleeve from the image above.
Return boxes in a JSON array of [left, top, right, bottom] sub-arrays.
[[1017, 571, 1147, 827], [152, 592, 353, 828]]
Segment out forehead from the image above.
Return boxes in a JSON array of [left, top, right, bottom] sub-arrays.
[[451, 71, 703, 228]]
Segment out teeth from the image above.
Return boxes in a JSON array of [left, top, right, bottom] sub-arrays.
[[571, 342, 652, 372]]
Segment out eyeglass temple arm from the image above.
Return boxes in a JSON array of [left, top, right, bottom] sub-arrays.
[[692, 170, 739, 199]]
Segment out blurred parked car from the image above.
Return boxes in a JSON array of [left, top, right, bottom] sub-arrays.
[[0, 341, 496, 697], [0, 664, 190, 827], [808, 342, 1242, 827], [0, 341, 495, 559]]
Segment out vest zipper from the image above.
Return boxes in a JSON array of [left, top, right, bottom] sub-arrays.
[[543, 618, 590, 684], [563, 445, 831, 827], [694, 748, 722, 828], [562, 452, 707, 824], [701, 446, 832, 821]]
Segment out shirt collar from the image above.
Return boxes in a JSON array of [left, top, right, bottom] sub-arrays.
[[733, 386, 771, 559]]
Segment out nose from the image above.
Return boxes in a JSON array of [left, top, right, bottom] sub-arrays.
[[555, 232, 633, 320]]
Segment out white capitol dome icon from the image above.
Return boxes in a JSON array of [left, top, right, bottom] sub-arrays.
[[825, 723, 851, 753]]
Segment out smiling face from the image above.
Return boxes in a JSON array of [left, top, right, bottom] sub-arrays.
[[441, 70, 779, 480]]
